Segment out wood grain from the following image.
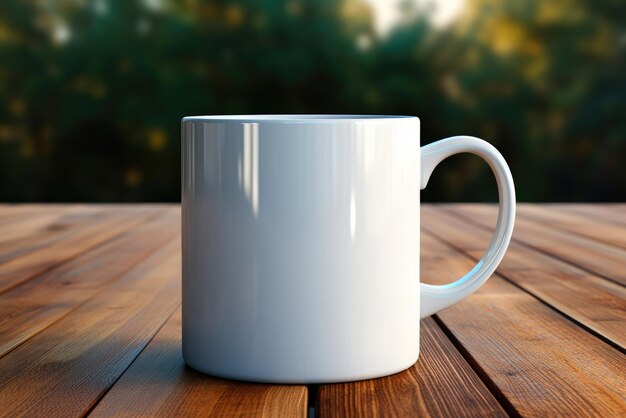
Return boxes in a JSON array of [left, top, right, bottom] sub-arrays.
[[422, 206, 626, 350], [420, 229, 626, 417], [0, 208, 180, 359], [0, 205, 58, 225], [317, 318, 507, 418], [90, 308, 308, 418], [516, 204, 626, 251], [443, 204, 626, 287], [554, 204, 626, 226], [0, 238, 181, 417], [0, 205, 163, 250], [0, 206, 159, 294], [0, 206, 90, 244], [0, 204, 624, 417], [0, 206, 105, 264]]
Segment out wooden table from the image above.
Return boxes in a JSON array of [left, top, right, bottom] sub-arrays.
[[0, 204, 624, 417]]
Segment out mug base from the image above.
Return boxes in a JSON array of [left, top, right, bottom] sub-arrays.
[[183, 353, 420, 384]]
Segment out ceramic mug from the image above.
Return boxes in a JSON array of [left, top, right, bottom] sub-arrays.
[[181, 115, 515, 383]]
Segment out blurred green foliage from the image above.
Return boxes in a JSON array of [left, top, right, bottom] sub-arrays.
[[0, 0, 624, 202]]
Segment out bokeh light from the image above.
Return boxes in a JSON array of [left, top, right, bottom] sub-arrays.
[[0, 0, 623, 202]]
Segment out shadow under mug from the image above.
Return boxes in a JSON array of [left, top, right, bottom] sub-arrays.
[[181, 115, 515, 383]]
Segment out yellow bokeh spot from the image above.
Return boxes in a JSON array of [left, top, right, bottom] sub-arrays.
[[8, 98, 25, 116], [286, 1, 303, 16], [442, 74, 463, 101], [537, 2, 567, 24], [524, 56, 548, 81], [92, 83, 106, 98], [479, 15, 547, 81], [0, 23, 18, 43], [148, 128, 167, 151], [0, 125, 12, 142], [225, 5, 244, 27], [125, 168, 142, 187], [547, 112, 566, 135], [522, 38, 543, 56], [73, 75, 107, 99], [341, 0, 372, 23], [486, 19, 526, 56], [202, 3, 218, 19], [20, 138, 34, 159]]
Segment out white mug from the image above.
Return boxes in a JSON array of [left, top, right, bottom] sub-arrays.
[[181, 115, 515, 383]]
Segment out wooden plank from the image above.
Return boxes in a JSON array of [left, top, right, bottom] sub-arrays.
[[0, 205, 97, 245], [0, 205, 110, 229], [0, 206, 145, 247], [0, 238, 181, 417], [443, 204, 626, 287], [317, 318, 507, 417], [418, 224, 626, 417], [90, 308, 308, 418], [0, 206, 108, 265], [0, 205, 57, 225], [0, 206, 161, 294], [0, 208, 180, 358], [554, 204, 626, 227], [421, 206, 626, 351], [516, 204, 626, 250], [0, 206, 165, 260]]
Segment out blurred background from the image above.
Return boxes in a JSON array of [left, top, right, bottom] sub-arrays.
[[0, 0, 624, 202]]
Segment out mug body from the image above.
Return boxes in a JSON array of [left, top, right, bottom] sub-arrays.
[[182, 115, 420, 383]]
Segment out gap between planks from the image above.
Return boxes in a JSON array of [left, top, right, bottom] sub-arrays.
[[0, 239, 184, 416], [0, 209, 181, 360], [425, 224, 626, 355], [316, 313, 509, 418], [515, 204, 626, 251], [2, 205, 624, 417], [422, 206, 626, 353], [416, 223, 626, 417], [441, 204, 626, 288], [0, 206, 166, 295], [551, 204, 626, 227], [88, 307, 308, 418]]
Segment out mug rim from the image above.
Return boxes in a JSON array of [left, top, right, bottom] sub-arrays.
[[182, 114, 419, 123]]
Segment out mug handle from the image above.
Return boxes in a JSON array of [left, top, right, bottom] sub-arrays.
[[420, 136, 516, 318]]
